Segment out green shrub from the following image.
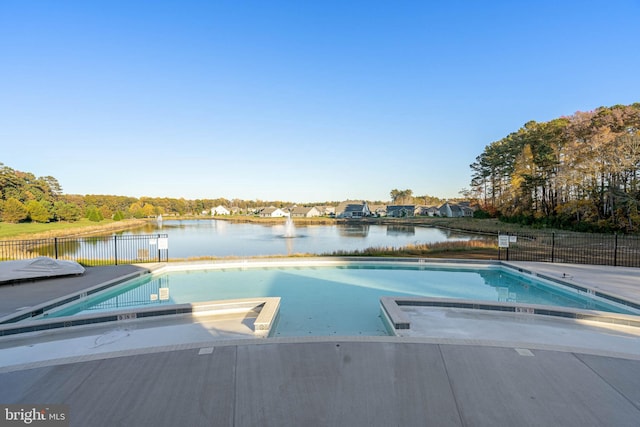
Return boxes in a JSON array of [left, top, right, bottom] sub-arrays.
[[26, 200, 52, 223], [86, 205, 104, 222], [2, 197, 28, 223]]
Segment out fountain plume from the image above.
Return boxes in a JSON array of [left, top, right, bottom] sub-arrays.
[[284, 215, 296, 238]]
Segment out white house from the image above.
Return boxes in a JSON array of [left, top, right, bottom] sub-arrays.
[[211, 205, 230, 216], [290, 206, 322, 218], [259, 207, 289, 218], [316, 206, 336, 216]]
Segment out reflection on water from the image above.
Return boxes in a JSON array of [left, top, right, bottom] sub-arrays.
[[56, 219, 490, 259], [337, 223, 369, 237], [477, 268, 610, 311], [285, 235, 294, 255], [52, 276, 172, 316], [386, 225, 415, 236]]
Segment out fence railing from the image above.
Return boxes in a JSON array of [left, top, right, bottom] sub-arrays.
[[1, 231, 638, 268], [0, 234, 169, 266], [497, 232, 640, 268]]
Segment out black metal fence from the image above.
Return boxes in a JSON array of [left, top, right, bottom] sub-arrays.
[[2, 231, 638, 268], [497, 232, 640, 267], [0, 234, 169, 266]]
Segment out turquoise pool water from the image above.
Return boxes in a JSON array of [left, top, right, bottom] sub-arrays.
[[44, 263, 637, 336]]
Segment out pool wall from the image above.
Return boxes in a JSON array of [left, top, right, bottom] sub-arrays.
[[0, 269, 149, 325], [0, 297, 281, 338], [380, 296, 640, 336], [501, 262, 640, 312]]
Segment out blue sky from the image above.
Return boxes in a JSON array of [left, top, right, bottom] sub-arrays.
[[1, 1, 639, 203]]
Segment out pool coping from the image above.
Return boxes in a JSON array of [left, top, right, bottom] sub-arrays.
[[380, 296, 640, 335], [0, 297, 280, 338], [501, 261, 640, 311], [0, 257, 638, 338], [0, 269, 150, 325]]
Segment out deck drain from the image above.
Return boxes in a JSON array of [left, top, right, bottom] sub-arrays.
[[515, 348, 534, 357], [198, 347, 214, 355]]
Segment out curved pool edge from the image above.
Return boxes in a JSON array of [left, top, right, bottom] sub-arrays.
[[3, 332, 640, 375]]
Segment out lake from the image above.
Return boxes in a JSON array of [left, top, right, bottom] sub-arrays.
[[117, 219, 484, 258]]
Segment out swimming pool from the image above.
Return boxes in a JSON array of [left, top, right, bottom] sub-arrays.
[[41, 260, 638, 337]]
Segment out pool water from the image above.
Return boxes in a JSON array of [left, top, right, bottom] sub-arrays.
[[44, 263, 637, 337]]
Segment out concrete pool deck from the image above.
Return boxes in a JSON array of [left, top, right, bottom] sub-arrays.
[[0, 261, 639, 426]]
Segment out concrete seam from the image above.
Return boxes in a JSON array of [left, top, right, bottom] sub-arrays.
[[437, 344, 467, 427], [572, 352, 640, 413], [232, 345, 238, 427]]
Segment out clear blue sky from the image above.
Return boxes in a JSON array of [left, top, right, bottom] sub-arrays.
[[1, 1, 639, 203]]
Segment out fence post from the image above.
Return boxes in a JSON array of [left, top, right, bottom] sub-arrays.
[[613, 233, 618, 267], [551, 232, 555, 263], [157, 234, 161, 262], [114, 235, 118, 265], [506, 233, 509, 261], [54, 237, 59, 260]]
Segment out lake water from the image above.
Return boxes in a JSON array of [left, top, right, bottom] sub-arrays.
[[119, 219, 484, 258]]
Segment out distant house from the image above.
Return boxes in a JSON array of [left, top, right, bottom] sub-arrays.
[[259, 207, 289, 218], [415, 205, 439, 217], [290, 206, 322, 218], [456, 201, 476, 217], [336, 201, 371, 218], [211, 205, 230, 216], [314, 205, 335, 216], [369, 204, 387, 217], [438, 202, 475, 218], [386, 205, 415, 218]]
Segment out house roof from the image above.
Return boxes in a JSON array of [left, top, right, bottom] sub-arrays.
[[290, 206, 317, 215], [368, 204, 386, 212], [336, 200, 368, 213], [438, 201, 477, 212], [344, 204, 367, 213], [387, 205, 415, 210]]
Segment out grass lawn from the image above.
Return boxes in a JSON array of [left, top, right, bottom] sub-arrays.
[[327, 240, 499, 259], [0, 219, 148, 240]]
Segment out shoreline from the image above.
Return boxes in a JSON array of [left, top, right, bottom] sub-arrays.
[[0, 219, 149, 241], [4, 214, 623, 242]]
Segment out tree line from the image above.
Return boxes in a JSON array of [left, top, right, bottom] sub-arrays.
[[0, 163, 308, 224], [389, 189, 443, 206], [470, 103, 640, 232]]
